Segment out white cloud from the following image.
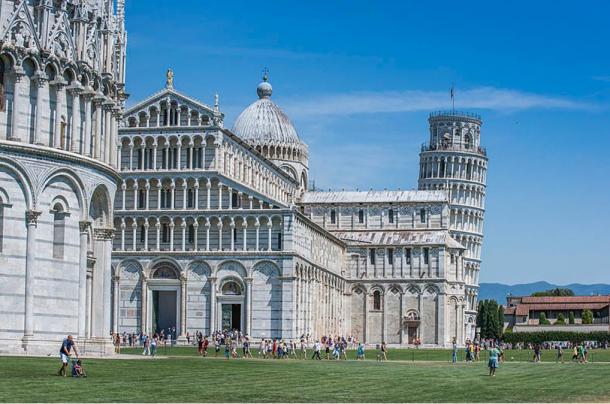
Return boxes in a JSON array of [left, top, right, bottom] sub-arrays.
[[283, 87, 595, 118]]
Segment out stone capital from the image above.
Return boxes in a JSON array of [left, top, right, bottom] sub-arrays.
[[79, 221, 91, 233], [93, 227, 115, 240], [25, 210, 42, 226]]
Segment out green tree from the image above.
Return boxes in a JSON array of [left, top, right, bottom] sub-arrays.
[[555, 313, 566, 325], [582, 310, 594, 324], [539, 312, 550, 325], [531, 288, 575, 297], [497, 305, 505, 337], [569, 311, 575, 324]]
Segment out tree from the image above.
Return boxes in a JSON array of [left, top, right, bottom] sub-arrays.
[[539, 312, 550, 325], [531, 288, 575, 297], [582, 310, 594, 325], [497, 305, 505, 337], [569, 311, 575, 324], [555, 313, 566, 325]]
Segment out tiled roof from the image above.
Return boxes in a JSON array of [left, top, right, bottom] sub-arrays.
[[520, 296, 610, 304], [508, 296, 610, 317], [301, 190, 447, 204]]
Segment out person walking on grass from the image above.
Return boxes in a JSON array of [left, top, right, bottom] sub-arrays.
[[141, 333, 150, 356], [300, 337, 307, 359], [312, 340, 322, 360], [452, 339, 458, 363], [556, 344, 564, 363], [488, 345, 502, 377], [534, 344, 541, 363], [150, 333, 158, 357], [58, 335, 79, 377], [356, 342, 365, 360]]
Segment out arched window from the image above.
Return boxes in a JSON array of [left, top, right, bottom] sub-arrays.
[[464, 134, 472, 149], [187, 188, 194, 208], [52, 203, 66, 259], [358, 209, 364, 224], [152, 265, 178, 279], [420, 208, 426, 223], [369, 248, 376, 265], [373, 290, 381, 310], [330, 209, 336, 224], [139, 225, 145, 242], [188, 224, 195, 244], [222, 281, 241, 295], [388, 208, 394, 224]]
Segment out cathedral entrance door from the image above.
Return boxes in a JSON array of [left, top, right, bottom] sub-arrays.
[[221, 304, 242, 331], [407, 326, 418, 344], [152, 290, 177, 334]]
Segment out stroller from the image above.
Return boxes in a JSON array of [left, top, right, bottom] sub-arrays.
[[70, 357, 87, 378]]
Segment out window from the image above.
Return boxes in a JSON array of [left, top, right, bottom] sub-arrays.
[[405, 248, 411, 265], [186, 148, 191, 168], [330, 209, 336, 224], [388, 209, 394, 224], [450, 254, 455, 264], [373, 291, 381, 311], [162, 223, 169, 243], [231, 192, 238, 208], [139, 225, 145, 243], [387, 248, 394, 265], [188, 224, 195, 244], [52, 205, 65, 259], [161, 148, 167, 169], [277, 233, 282, 250], [187, 188, 194, 208], [370, 248, 376, 265], [233, 228, 238, 243], [358, 209, 364, 224], [424, 248, 429, 265], [137, 148, 143, 169], [138, 189, 145, 209], [464, 134, 472, 149], [420, 208, 426, 223]]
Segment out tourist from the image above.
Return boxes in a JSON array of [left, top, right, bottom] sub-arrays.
[[312, 340, 322, 360], [356, 342, 365, 360], [300, 337, 307, 359], [266, 340, 273, 358], [325, 339, 331, 360], [572, 345, 579, 361], [277, 340, 284, 359], [224, 338, 231, 359], [258, 339, 265, 358], [214, 337, 221, 357], [231, 338, 238, 358], [533, 344, 541, 363], [556, 344, 564, 363], [452, 339, 458, 363], [58, 335, 79, 377], [150, 333, 158, 357], [142, 333, 150, 356], [487, 344, 502, 377], [380, 341, 388, 361], [186, 332, 191, 345]]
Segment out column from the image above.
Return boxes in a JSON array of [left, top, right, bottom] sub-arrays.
[[82, 92, 92, 155], [155, 222, 161, 251], [180, 274, 187, 337], [54, 80, 66, 148], [182, 182, 187, 210], [157, 186, 162, 210], [33, 74, 47, 145], [112, 275, 120, 333], [10, 70, 24, 141], [245, 277, 252, 336], [188, 143, 194, 169], [206, 180, 211, 209], [205, 221, 210, 251], [217, 183, 223, 209], [242, 221, 247, 251], [177, 142, 182, 169], [133, 184, 138, 210], [255, 220, 260, 251], [78, 221, 90, 337], [193, 222, 199, 251], [217, 223, 223, 251], [228, 187, 233, 209], [143, 222, 149, 251], [152, 142, 158, 170], [131, 222, 137, 251], [93, 98, 102, 158], [120, 220, 125, 250], [267, 223, 272, 251], [121, 182, 126, 210], [129, 144, 134, 170], [209, 277, 217, 333], [23, 210, 41, 341], [141, 275, 148, 332], [169, 220, 175, 251], [181, 221, 186, 251], [230, 220, 235, 251], [194, 183, 199, 209], [145, 181, 150, 210], [69, 88, 81, 152], [170, 182, 175, 209], [104, 104, 112, 162]]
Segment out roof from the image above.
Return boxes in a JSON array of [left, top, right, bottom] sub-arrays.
[[301, 190, 447, 204], [330, 230, 464, 249], [124, 87, 218, 118], [519, 296, 610, 304], [232, 77, 303, 146]]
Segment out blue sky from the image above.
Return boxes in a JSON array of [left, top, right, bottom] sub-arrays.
[[124, 0, 610, 284]]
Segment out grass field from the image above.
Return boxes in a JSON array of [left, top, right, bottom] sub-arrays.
[[1, 355, 610, 402]]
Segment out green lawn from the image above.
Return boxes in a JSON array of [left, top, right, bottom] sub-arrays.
[[1, 355, 610, 402], [121, 345, 610, 363]]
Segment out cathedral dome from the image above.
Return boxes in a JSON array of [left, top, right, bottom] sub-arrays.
[[232, 74, 303, 147]]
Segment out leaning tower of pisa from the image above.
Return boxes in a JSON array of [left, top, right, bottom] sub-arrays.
[[418, 111, 488, 340]]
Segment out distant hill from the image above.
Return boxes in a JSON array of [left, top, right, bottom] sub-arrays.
[[479, 281, 610, 304]]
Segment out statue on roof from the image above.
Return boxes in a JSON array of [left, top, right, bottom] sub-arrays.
[[166, 68, 174, 88]]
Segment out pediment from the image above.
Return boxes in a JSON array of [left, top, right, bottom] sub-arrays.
[[124, 88, 219, 119]]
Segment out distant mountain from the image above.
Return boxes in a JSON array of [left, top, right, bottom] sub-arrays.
[[479, 281, 610, 304]]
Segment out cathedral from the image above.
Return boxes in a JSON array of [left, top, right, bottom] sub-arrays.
[[0, 0, 487, 355]]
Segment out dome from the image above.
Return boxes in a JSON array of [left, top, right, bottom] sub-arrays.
[[232, 75, 303, 146]]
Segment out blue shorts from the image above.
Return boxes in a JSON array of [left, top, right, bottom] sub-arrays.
[[488, 358, 498, 368], [60, 353, 69, 363]]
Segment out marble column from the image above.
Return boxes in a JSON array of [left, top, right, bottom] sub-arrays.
[[23, 210, 41, 341], [180, 274, 187, 337], [112, 275, 120, 333], [53, 80, 66, 148], [82, 91, 93, 156], [32, 73, 47, 145], [69, 88, 81, 152], [140, 275, 148, 333], [10, 70, 24, 141], [209, 277, 217, 333], [93, 97, 103, 158], [78, 221, 90, 337], [245, 277, 252, 336]]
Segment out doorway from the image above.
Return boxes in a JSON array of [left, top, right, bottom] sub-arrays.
[[407, 326, 418, 344], [152, 290, 177, 334], [221, 304, 241, 331]]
